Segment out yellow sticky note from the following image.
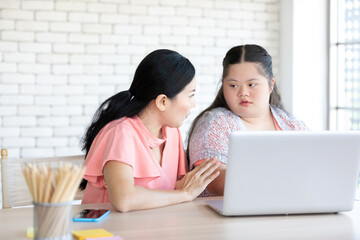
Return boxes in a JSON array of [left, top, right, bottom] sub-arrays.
[[72, 228, 113, 240], [26, 227, 34, 238]]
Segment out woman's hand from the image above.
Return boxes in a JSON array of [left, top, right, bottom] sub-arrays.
[[175, 157, 220, 200], [104, 160, 219, 212]]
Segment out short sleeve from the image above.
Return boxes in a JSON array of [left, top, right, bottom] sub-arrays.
[[188, 108, 244, 169], [83, 122, 161, 188], [271, 105, 310, 131]]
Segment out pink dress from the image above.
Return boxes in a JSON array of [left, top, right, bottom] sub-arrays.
[[82, 115, 187, 204]]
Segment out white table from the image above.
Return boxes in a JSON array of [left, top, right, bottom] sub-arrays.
[[1, 197, 360, 240]]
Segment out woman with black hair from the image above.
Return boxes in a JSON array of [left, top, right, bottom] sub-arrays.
[[81, 49, 220, 212], [187, 44, 308, 196]]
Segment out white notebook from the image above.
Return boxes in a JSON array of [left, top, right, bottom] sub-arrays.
[[207, 131, 360, 216]]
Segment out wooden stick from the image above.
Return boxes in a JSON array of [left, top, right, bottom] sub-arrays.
[[22, 165, 35, 200], [43, 167, 52, 203], [30, 165, 39, 202], [62, 165, 82, 201], [22, 162, 87, 239], [50, 168, 71, 203], [68, 167, 86, 201], [23, 162, 86, 203]]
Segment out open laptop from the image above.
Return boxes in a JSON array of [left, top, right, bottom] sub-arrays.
[[207, 131, 360, 216]]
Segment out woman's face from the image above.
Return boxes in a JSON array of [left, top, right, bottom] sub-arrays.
[[222, 62, 274, 119], [164, 78, 196, 128]]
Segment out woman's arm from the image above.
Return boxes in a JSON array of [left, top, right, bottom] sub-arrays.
[[104, 159, 220, 212], [204, 163, 226, 195]]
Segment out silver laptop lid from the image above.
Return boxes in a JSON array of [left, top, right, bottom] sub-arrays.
[[223, 131, 360, 216]]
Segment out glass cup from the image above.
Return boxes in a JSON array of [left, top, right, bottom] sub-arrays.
[[33, 201, 73, 240]]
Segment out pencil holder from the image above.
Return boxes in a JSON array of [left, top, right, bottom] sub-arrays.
[[34, 201, 72, 240]]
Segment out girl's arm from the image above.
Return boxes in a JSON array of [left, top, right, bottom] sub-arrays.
[[204, 163, 226, 195], [104, 159, 220, 212]]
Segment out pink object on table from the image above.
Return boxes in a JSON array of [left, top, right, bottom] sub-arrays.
[[85, 236, 124, 240]]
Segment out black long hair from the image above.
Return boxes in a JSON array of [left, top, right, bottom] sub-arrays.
[[186, 44, 284, 159], [80, 49, 195, 190]]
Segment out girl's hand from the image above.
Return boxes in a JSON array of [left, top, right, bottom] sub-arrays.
[[175, 157, 220, 200]]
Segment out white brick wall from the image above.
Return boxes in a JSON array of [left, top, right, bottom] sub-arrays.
[[0, 0, 279, 157]]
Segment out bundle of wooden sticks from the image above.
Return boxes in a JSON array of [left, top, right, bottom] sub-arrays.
[[22, 162, 86, 239], [22, 162, 86, 203]]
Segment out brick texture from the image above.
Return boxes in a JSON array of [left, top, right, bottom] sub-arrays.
[[0, 0, 279, 159]]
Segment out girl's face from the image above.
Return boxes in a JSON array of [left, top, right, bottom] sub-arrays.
[[223, 62, 274, 119], [164, 78, 196, 128]]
